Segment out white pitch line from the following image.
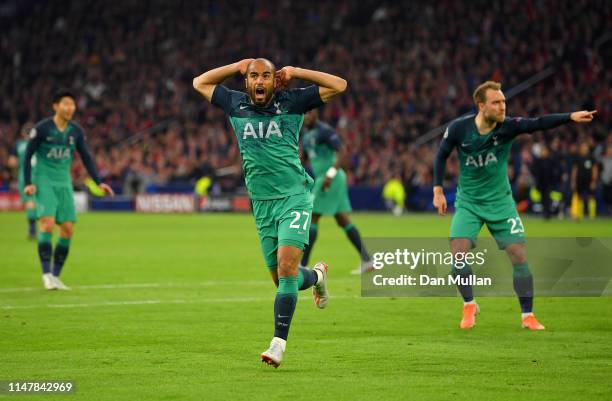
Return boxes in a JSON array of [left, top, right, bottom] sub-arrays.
[[0, 281, 262, 293], [1, 295, 359, 310], [0, 278, 357, 294]]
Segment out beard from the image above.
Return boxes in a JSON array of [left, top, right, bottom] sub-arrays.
[[484, 110, 504, 124]]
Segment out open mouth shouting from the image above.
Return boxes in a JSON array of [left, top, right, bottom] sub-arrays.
[[254, 86, 266, 103]]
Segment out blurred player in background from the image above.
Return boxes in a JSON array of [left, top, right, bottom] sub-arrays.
[[8, 122, 37, 240], [300, 109, 373, 274], [571, 142, 599, 219], [24, 90, 114, 290], [193, 58, 346, 368], [531, 144, 562, 220], [433, 81, 596, 330], [601, 142, 612, 212]]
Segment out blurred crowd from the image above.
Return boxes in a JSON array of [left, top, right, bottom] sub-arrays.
[[0, 0, 610, 210]]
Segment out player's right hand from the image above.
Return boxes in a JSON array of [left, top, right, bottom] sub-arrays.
[[24, 185, 36, 196], [433, 187, 447, 216], [570, 110, 597, 123], [237, 58, 255, 75]]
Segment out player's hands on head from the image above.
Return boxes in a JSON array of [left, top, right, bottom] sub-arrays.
[[237, 59, 255, 75], [24, 185, 36, 196], [570, 110, 597, 123], [275, 66, 295, 89], [432, 186, 447, 216], [99, 183, 115, 197]]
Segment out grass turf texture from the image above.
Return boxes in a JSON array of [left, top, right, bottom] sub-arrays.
[[1, 212, 611, 401]]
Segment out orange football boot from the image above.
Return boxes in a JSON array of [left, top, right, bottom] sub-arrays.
[[522, 315, 545, 330], [460, 303, 479, 329]]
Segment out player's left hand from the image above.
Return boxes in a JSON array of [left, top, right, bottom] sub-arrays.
[[99, 183, 115, 197], [322, 176, 332, 192], [275, 66, 296, 89], [570, 110, 597, 123]]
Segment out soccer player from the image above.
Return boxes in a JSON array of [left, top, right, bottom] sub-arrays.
[[193, 58, 347, 367], [571, 142, 599, 219], [432, 81, 596, 330], [24, 90, 114, 290], [300, 109, 373, 274], [8, 123, 37, 240]]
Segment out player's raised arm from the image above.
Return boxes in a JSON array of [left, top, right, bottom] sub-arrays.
[[432, 127, 457, 216], [192, 59, 254, 102], [76, 134, 114, 197], [506, 110, 596, 135], [276, 67, 347, 103]]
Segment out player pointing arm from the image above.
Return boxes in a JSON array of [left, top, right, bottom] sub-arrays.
[[431, 80, 595, 331], [434, 110, 595, 216]]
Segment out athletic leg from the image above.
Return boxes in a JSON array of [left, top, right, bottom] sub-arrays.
[[38, 216, 55, 290], [25, 199, 37, 239], [450, 204, 483, 329], [336, 213, 371, 263], [300, 213, 320, 267], [505, 243, 544, 330], [50, 222, 74, 290]]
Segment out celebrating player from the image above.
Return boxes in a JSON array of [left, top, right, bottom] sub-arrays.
[[24, 90, 114, 290], [8, 122, 37, 240], [432, 81, 596, 330], [193, 58, 347, 367], [300, 109, 373, 274]]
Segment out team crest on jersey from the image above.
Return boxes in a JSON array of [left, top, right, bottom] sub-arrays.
[[273, 102, 283, 115], [493, 135, 499, 146], [465, 152, 498, 167], [69, 136, 75, 145], [242, 121, 283, 139]]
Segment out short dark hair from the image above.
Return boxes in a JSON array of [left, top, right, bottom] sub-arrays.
[[52, 89, 76, 104], [247, 58, 276, 74]]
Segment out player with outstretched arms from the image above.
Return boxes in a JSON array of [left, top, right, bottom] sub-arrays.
[[193, 58, 347, 367], [432, 81, 595, 330], [24, 90, 114, 290]]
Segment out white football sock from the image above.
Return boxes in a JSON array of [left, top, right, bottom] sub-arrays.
[[272, 337, 287, 351], [315, 269, 323, 284]]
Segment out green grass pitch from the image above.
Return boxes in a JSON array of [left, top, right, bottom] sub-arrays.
[[1, 211, 611, 401]]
